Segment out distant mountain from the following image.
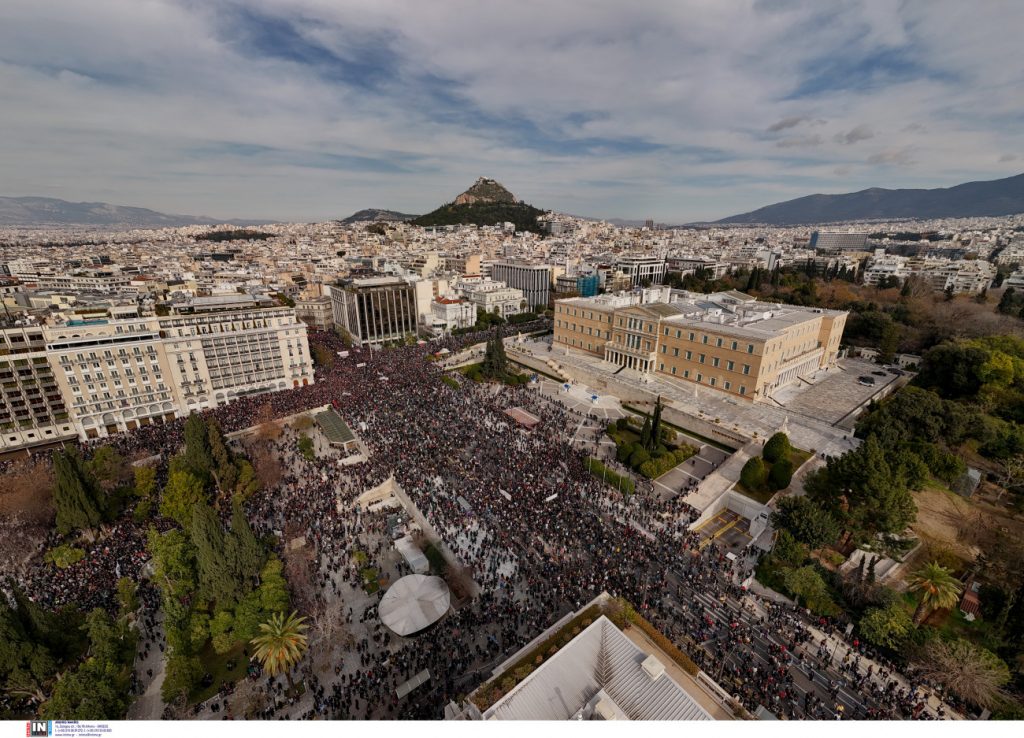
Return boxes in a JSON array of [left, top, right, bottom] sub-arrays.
[[0, 196, 275, 228], [412, 178, 546, 233], [716, 173, 1024, 225], [339, 208, 418, 225]]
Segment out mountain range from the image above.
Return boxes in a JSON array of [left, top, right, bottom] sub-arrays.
[[715, 172, 1024, 225], [0, 196, 274, 228]]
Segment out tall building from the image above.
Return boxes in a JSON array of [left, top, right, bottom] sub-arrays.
[[490, 260, 552, 309], [43, 303, 313, 441], [329, 277, 418, 345], [0, 322, 77, 452], [554, 289, 847, 401]]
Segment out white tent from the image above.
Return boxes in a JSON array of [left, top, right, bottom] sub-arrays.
[[379, 574, 451, 636]]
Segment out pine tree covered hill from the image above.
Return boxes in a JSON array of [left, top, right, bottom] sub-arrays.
[[411, 177, 547, 233], [412, 201, 547, 234]]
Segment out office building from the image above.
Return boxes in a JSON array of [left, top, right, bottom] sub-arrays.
[[330, 277, 418, 345], [490, 260, 552, 309]]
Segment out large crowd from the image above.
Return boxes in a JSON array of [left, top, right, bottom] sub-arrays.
[[4, 321, 962, 720]]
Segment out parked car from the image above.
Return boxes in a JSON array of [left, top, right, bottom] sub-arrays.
[[858, 376, 876, 386], [872, 370, 887, 377]]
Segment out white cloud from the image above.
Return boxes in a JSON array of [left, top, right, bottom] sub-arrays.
[[0, 0, 1020, 221]]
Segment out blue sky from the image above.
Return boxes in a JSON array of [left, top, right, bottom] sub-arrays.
[[0, 0, 1021, 222]]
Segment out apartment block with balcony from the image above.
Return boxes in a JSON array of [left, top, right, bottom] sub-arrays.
[[554, 290, 847, 401]]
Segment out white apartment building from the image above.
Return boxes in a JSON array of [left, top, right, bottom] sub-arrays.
[[614, 255, 667, 286], [864, 254, 994, 294]]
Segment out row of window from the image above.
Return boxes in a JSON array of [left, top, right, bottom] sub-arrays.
[[657, 362, 748, 395]]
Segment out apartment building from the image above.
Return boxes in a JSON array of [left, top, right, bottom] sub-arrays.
[[554, 290, 846, 401], [295, 295, 334, 329], [614, 255, 667, 286], [490, 260, 552, 309], [329, 276, 418, 345]]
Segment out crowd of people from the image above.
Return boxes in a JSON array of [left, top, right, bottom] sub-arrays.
[[3, 321, 961, 720]]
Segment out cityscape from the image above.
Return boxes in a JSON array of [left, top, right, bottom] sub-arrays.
[[1, 1, 1023, 735]]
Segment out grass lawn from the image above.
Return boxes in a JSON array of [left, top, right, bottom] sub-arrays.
[[352, 550, 368, 566], [191, 641, 248, 705], [734, 480, 777, 504], [735, 446, 813, 503]]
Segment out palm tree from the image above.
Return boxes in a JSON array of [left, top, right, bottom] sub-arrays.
[[908, 562, 962, 624], [250, 611, 309, 689]]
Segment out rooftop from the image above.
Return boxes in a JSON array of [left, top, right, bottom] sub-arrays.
[[478, 615, 713, 721]]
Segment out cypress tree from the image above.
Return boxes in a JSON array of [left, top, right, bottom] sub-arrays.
[[640, 415, 652, 450], [52, 448, 103, 535], [493, 330, 507, 377], [190, 502, 238, 605], [648, 397, 663, 451], [227, 499, 264, 586], [207, 418, 238, 493], [867, 555, 878, 584], [183, 414, 213, 482]]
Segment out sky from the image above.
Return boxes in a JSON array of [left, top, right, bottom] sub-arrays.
[[1, 0, 1022, 223]]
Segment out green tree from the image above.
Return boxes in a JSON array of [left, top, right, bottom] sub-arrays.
[[0, 594, 58, 707], [877, 321, 900, 364], [858, 603, 913, 649], [133, 465, 157, 499], [207, 418, 238, 493], [647, 397, 664, 452], [159, 469, 207, 528], [190, 502, 240, 606], [41, 608, 136, 720], [639, 415, 652, 450], [767, 458, 794, 491], [783, 566, 836, 614], [251, 611, 309, 690], [226, 498, 265, 587], [772, 496, 839, 549], [183, 413, 214, 482], [740, 456, 767, 491], [210, 610, 236, 654], [762, 432, 791, 464], [908, 561, 963, 624], [161, 653, 203, 704], [804, 436, 917, 537], [85, 446, 131, 496], [52, 447, 104, 535]]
